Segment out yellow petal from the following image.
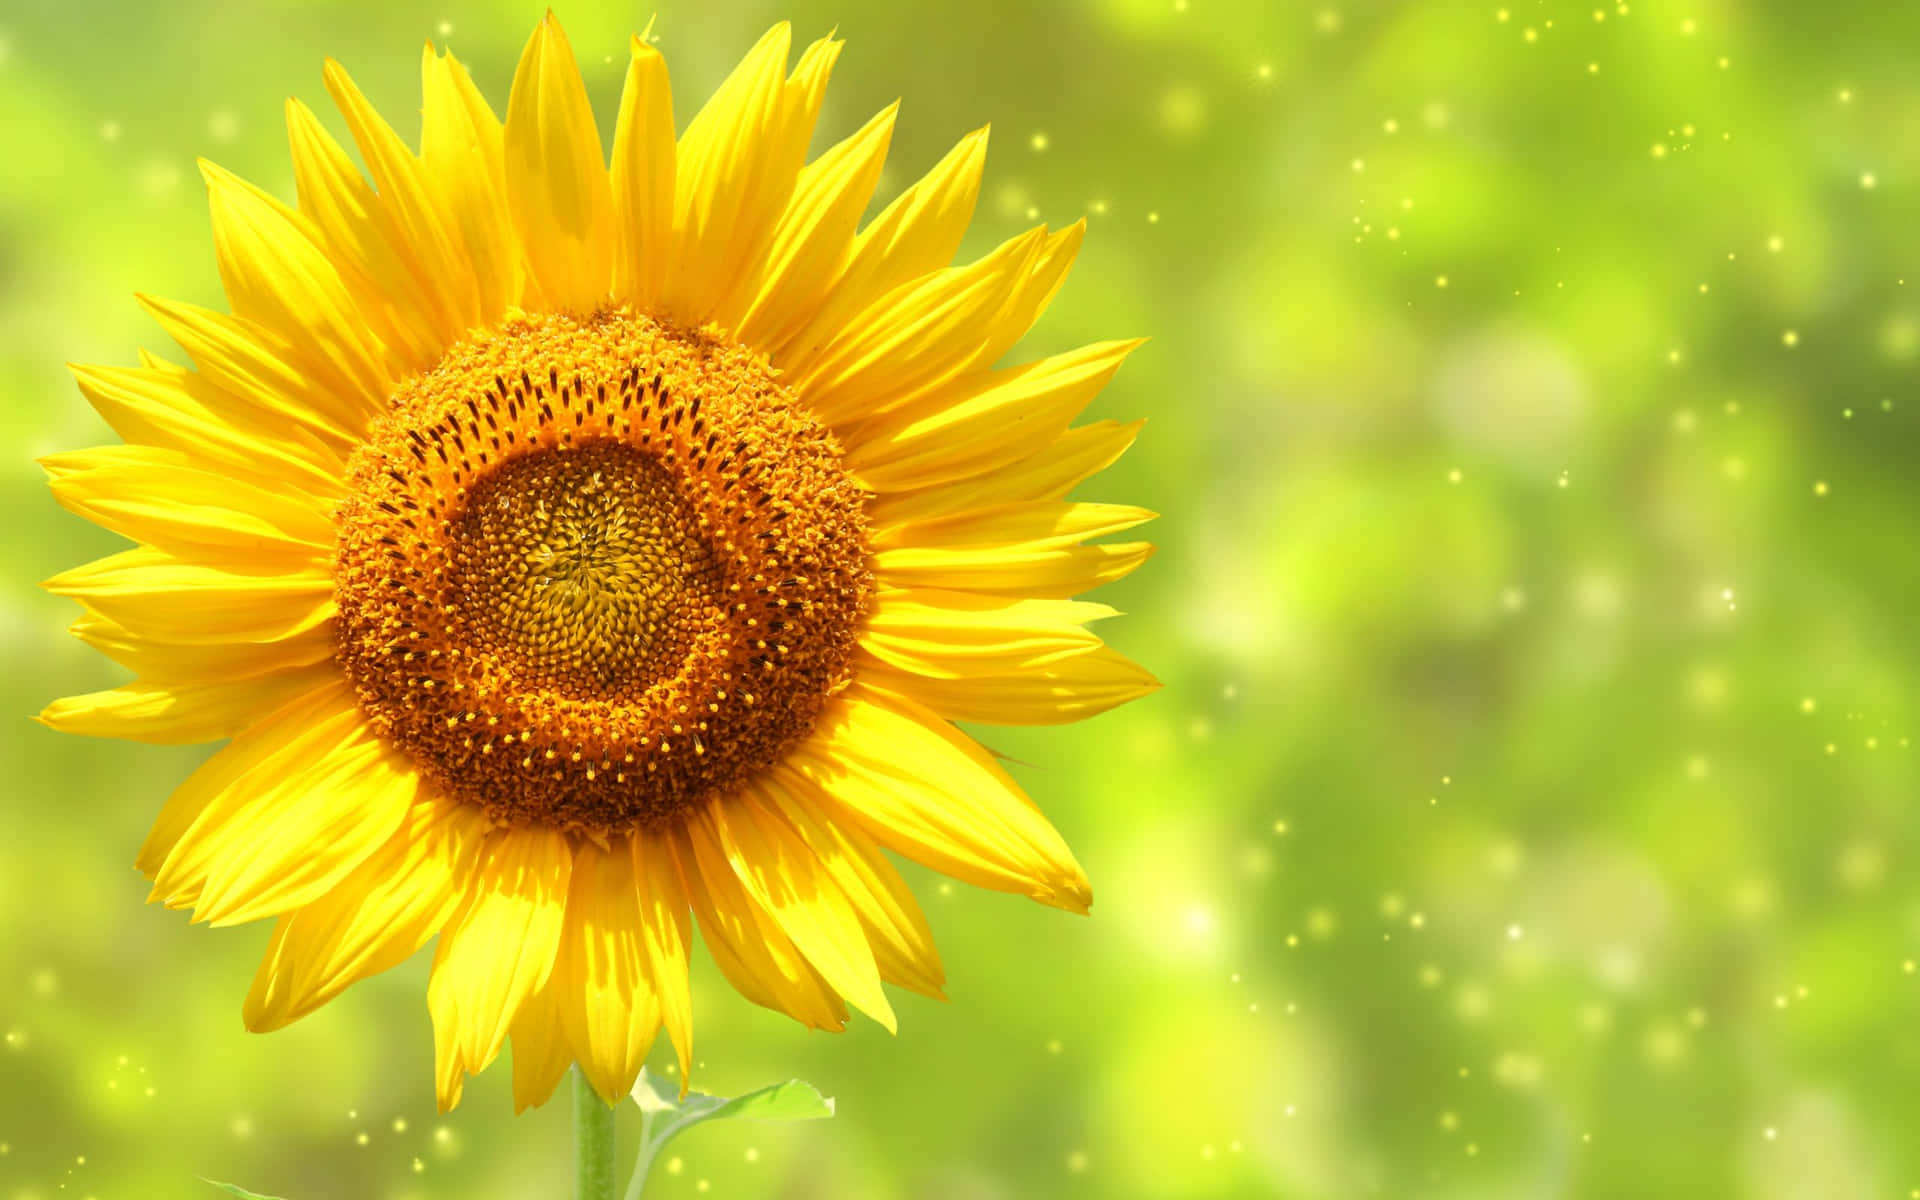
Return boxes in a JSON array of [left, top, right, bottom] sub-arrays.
[[792, 226, 1048, 429], [44, 444, 334, 560], [188, 723, 416, 927], [556, 839, 662, 1104], [773, 127, 988, 369], [871, 502, 1155, 598], [39, 660, 339, 746], [284, 97, 449, 369], [671, 822, 848, 1032], [858, 644, 1160, 726], [68, 609, 334, 686], [198, 159, 398, 411], [45, 547, 334, 645], [135, 294, 368, 449], [150, 685, 416, 926], [632, 832, 694, 1081], [609, 34, 677, 308], [733, 103, 897, 352], [760, 768, 945, 998], [662, 24, 810, 325], [68, 358, 344, 496], [504, 13, 614, 310], [875, 540, 1154, 599], [861, 588, 1117, 679], [845, 340, 1140, 493], [705, 33, 846, 329], [973, 221, 1084, 368], [785, 684, 1091, 912], [867, 419, 1144, 529], [244, 794, 490, 1031], [507, 982, 572, 1114], [702, 789, 896, 1031], [421, 45, 526, 318], [874, 500, 1155, 553], [428, 826, 572, 1113], [136, 682, 351, 884], [323, 59, 482, 338]]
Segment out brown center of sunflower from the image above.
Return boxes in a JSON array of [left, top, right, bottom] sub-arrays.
[[332, 309, 872, 834]]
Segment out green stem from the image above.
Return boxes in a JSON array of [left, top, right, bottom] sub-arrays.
[[574, 1067, 616, 1200]]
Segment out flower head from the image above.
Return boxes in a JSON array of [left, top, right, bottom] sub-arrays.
[[42, 15, 1155, 1111]]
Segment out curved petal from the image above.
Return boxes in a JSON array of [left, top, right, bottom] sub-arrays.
[[508, 982, 572, 1114], [148, 683, 416, 926], [876, 540, 1154, 600], [702, 788, 895, 1031], [866, 419, 1144, 529], [244, 793, 490, 1031], [555, 838, 663, 1103], [857, 644, 1159, 727], [760, 768, 944, 998], [68, 358, 344, 496], [504, 13, 614, 310], [784, 683, 1091, 912], [772, 127, 988, 369], [323, 59, 481, 338], [670, 822, 847, 1032], [135, 294, 368, 450], [199, 159, 398, 412], [791, 226, 1048, 429], [427, 826, 572, 1113], [39, 660, 339, 745], [734, 103, 897, 353], [974, 220, 1084, 368], [43, 444, 335, 560], [135, 682, 351, 882], [861, 587, 1117, 679], [66, 609, 334, 685], [421, 44, 525, 318], [874, 500, 1154, 554], [632, 832, 694, 1081], [609, 34, 677, 309], [45, 547, 334, 646], [871, 502, 1155, 599], [844, 340, 1140, 492], [704, 32, 847, 330], [284, 97, 449, 369], [661, 24, 831, 326]]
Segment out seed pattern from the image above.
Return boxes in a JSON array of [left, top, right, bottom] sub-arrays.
[[332, 309, 872, 833]]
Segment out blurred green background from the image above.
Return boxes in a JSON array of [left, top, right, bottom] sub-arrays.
[[4, 0, 1919, 1196]]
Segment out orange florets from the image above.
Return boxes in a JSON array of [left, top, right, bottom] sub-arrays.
[[333, 309, 871, 833]]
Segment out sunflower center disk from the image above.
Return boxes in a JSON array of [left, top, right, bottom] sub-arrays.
[[453, 443, 710, 697], [333, 310, 872, 834]]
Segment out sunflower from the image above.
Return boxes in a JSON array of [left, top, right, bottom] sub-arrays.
[[40, 15, 1155, 1112]]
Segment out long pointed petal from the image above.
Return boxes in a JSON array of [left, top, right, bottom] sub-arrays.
[[421, 44, 526, 316], [244, 795, 489, 1030], [609, 35, 677, 308], [504, 13, 615, 310], [556, 839, 662, 1103], [199, 159, 397, 412], [427, 826, 572, 1112], [734, 103, 897, 352], [784, 684, 1092, 912], [632, 832, 694, 1081], [703, 790, 896, 1031]]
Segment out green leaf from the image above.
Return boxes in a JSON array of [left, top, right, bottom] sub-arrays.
[[628, 1066, 685, 1115], [705, 1079, 835, 1123], [623, 1070, 834, 1199], [629, 1068, 833, 1124], [203, 1182, 288, 1200]]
